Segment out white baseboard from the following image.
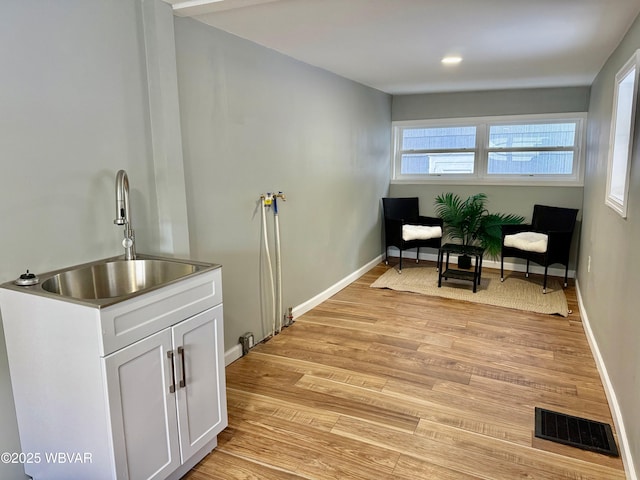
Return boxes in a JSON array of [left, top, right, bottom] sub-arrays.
[[224, 254, 384, 365], [224, 343, 243, 366], [386, 247, 576, 279], [292, 254, 384, 319], [575, 279, 636, 480]]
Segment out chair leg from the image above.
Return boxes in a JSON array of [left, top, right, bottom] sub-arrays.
[[384, 246, 389, 265], [416, 247, 420, 263], [526, 260, 530, 278], [398, 249, 403, 273], [564, 264, 569, 288], [500, 255, 504, 282], [543, 265, 549, 294]]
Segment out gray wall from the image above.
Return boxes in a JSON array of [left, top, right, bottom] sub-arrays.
[[0, 1, 165, 478], [390, 87, 588, 268], [174, 18, 391, 349], [579, 14, 640, 479], [0, 3, 390, 478], [392, 86, 590, 121], [0, 3, 390, 479]]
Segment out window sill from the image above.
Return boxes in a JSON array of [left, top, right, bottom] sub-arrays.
[[391, 178, 584, 187]]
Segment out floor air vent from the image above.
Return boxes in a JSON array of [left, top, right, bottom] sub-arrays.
[[535, 407, 619, 457]]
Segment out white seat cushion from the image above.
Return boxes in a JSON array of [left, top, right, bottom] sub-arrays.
[[402, 224, 442, 241], [504, 231, 548, 253]]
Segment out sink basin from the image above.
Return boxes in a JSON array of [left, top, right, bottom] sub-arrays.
[[41, 259, 205, 300]]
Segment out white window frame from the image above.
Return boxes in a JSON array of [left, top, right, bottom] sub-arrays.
[[605, 50, 640, 218], [392, 113, 586, 186]]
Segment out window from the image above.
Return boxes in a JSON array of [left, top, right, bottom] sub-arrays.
[[487, 122, 576, 175], [606, 50, 640, 218], [393, 114, 586, 185], [399, 126, 476, 175]]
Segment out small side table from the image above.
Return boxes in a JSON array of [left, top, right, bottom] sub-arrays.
[[438, 243, 484, 293]]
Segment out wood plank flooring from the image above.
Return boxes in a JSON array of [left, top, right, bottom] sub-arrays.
[[184, 261, 626, 479]]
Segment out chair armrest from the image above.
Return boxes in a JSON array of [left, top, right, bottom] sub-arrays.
[[385, 217, 404, 229], [545, 230, 575, 262], [546, 229, 574, 246], [417, 215, 443, 227], [546, 229, 573, 235]]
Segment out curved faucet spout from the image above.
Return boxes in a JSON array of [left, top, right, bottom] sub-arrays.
[[114, 170, 129, 225], [114, 170, 136, 260]]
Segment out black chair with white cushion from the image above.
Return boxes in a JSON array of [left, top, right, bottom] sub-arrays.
[[500, 204, 578, 293], [382, 197, 443, 272]]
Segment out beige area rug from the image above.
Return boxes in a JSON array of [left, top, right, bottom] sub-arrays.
[[370, 267, 569, 317]]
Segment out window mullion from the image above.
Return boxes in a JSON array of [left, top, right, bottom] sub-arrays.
[[477, 124, 488, 179], [401, 148, 476, 154], [487, 146, 577, 153]]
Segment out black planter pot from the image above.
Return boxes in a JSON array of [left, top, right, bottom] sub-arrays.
[[457, 254, 472, 269]]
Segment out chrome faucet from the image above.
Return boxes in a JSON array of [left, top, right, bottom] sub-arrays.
[[114, 169, 136, 260]]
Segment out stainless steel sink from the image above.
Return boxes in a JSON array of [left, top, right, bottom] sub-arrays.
[[40, 259, 205, 300], [0, 255, 220, 307]]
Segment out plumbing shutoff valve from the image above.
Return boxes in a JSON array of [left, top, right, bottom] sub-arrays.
[[239, 332, 254, 355]]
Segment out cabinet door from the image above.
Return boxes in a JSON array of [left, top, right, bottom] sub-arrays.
[[104, 328, 181, 480], [172, 304, 228, 461]]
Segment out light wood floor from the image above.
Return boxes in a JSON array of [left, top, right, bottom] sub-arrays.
[[184, 261, 626, 479]]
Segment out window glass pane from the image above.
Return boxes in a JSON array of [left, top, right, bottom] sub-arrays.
[[402, 126, 475, 150], [489, 123, 576, 148], [488, 151, 573, 175], [400, 154, 429, 174], [401, 153, 474, 174]]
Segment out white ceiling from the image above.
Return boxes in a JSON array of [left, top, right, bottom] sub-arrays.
[[166, 0, 640, 95]]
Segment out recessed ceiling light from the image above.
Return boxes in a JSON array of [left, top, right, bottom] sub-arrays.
[[442, 56, 463, 65]]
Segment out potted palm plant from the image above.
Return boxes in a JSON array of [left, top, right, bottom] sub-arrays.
[[434, 193, 524, 268]]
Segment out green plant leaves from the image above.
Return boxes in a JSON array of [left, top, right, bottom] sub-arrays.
[[434, 193, 525, 259]]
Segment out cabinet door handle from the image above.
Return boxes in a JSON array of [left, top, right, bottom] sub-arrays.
[[178, 346, 186, 388], [167, 350, 176, 394]]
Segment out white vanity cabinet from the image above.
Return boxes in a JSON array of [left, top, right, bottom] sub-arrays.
[[0, 265, 227, 480], [104, 304, 225, 480]]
